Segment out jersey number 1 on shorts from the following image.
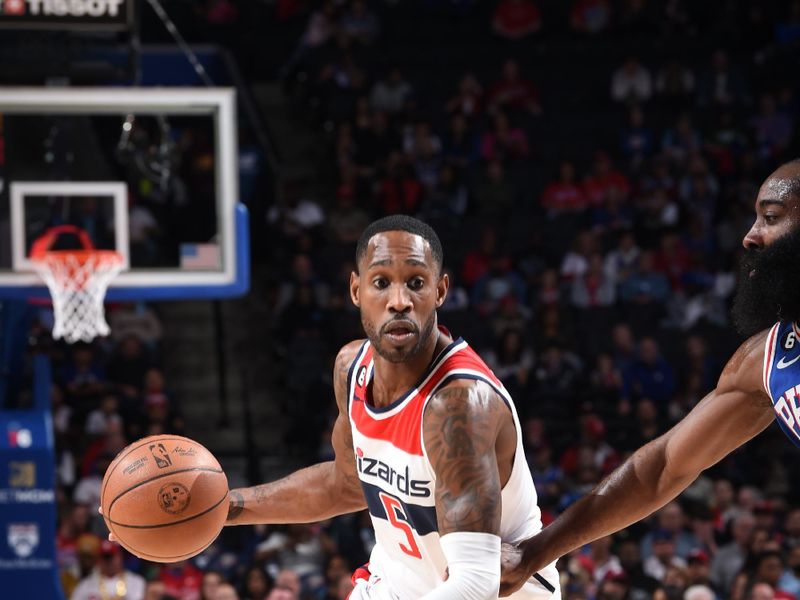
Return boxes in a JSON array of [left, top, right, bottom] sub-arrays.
[[379, 491, 422, 559]]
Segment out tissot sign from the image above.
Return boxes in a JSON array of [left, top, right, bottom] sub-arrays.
[[0, 0, 132, 30]]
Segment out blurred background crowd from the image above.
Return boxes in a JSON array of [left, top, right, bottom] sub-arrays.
[[38, 0, 800, 599]]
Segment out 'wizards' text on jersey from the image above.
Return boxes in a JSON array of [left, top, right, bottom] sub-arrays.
[[764, 321, 800, 446]]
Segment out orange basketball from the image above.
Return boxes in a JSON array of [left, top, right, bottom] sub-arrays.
[[101, 435, 229, 562]]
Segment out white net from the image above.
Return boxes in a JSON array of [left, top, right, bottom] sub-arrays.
[[32, 251, 124, 344]]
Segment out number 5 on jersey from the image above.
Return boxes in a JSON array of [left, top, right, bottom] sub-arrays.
[[379, 491, 422, 559]]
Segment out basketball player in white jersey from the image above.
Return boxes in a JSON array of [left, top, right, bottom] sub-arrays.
[[500, 159, 800, 596], [226, 215, 560, 599]]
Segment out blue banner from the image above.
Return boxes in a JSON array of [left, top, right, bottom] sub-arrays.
[[0, 356, 64, 599]]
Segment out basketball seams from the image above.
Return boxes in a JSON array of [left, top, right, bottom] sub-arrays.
[[106, 489, 228, 530], [101, 435, 202, 505], [107, 466, 224, 520]]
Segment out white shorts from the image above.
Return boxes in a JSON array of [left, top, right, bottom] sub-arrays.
[[347, 562, 560, 600]]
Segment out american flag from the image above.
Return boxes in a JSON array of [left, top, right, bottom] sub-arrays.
[[180, 243, 220, 270], [4, 0, 25, 15]]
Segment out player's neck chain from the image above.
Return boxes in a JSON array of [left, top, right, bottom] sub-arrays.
[[98, 573, 127, 599]]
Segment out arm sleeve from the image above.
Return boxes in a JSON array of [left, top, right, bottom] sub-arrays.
[[418, 532, 501, 600]]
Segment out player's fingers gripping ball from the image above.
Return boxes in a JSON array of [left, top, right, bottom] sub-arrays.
[[100, 435, 229, 562]]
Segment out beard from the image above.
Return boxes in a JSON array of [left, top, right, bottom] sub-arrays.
[[362, 311, 438, 364], [732, 227, 800, 337]]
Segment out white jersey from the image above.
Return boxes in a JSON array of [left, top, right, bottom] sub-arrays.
[[347, 335, 559, 600]]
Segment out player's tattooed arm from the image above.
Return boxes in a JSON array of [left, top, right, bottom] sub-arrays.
[[423, 382, 504, 535], [226, 341, 366, 525]]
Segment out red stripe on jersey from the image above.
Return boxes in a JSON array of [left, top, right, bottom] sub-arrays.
[[763, 323, 780, 395], [351, 395, 425, 455]]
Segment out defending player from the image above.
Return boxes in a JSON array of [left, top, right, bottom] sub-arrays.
[[499, 159, 800, 596], [227, 216, 559, 599]]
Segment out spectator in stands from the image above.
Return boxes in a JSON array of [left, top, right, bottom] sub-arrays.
[[241, 565, 271, 600], [711, 512, 756, 594], [202, 572, 224, 600], [661, 114, 702, 167], [779, 546, 800, 598], [492, 0, 542, 39], [270, 570, 301, 600], [274, 254, 331, 318], [483, 328, 534, 397], [621, 336, 675, 404], [570, 253, 616, 308], [620, 105, 654, 168], [326, 186, 370, 244], [604, 230, 640, 287], [107, 336, 152, 404], [641, 502, 701, 560], [71, 542, 146, 600], [445, 73, 484, 119], [472, 159, 517, 218], [85, 395, 122, 436], [135, 369, 183, 437], [751, 93, 795, 162], [487, 59, 542, 115], [370, 68, 412, 115], [590, 535, 623, 585], [159, 560, 204, 600], [619, 250, 670, 305], [536, 269, 562, 308], [685, 550, 714, 591], [481, 111, 530, 163], [643, 530, 687, 581], [108, 302, 162, 348], [375, 151, 423, 214], [541, 161, 588, 214], [441, 113, 480, 170], [570, 0, 612, 34], [617, 534, 661, 598], [753, 551, 794, 600], [561, 230, 597, 281], [214, 583, 241, 600], [471, 256, 527, 315], [611, 57, 653, 104], [321, 555, 350, 600], [696, 49, 750, 108], [533, 342, 583, 413], [340, 0, 380, 45], [73, 452, 113, 517], [421, 163, 468, 221], [63, 343, 107, 405], [654, 60, 695, 107], [584, 151, 630, 206]]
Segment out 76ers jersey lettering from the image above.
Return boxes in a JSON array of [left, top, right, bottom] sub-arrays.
[[764, 321, 800, 446], [347, 336, 551, 600]]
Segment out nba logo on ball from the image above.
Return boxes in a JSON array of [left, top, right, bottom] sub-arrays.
[[8, 523, 38, 558], [149, 443, 172, 468]]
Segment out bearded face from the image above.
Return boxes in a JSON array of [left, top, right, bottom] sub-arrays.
[[732, 225, 800, 337]]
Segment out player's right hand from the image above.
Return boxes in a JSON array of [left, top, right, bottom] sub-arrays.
[[97, 506, 118, 542]]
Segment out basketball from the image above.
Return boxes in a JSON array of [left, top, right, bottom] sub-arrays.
[[100, 435, 229, 563]]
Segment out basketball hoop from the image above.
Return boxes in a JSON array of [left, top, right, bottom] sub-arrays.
[[30, 226, 124, 344]]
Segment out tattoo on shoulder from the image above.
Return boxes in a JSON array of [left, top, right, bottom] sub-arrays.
[[424, 385, 503, 534], [227, 490, 244, 521]]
